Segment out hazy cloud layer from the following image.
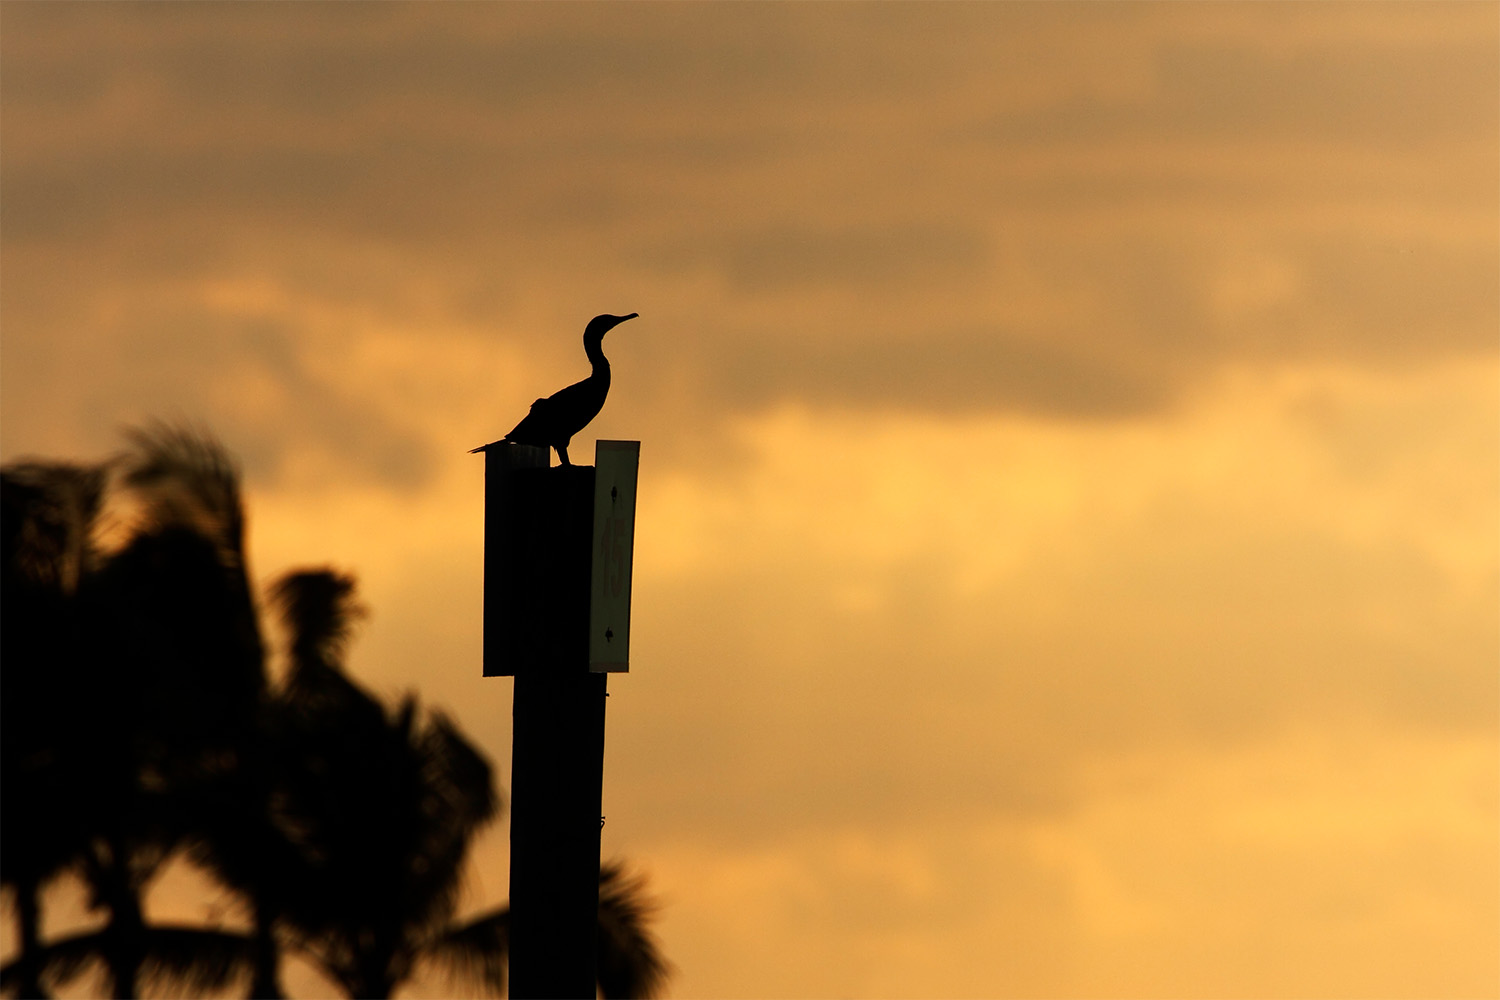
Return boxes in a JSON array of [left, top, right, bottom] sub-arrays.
[[5, 1, 1494, 487], [2, 5, 1496, 997]]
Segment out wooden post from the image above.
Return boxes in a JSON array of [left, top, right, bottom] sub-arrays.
[[482, 444, 604, 998], [509, 668, 607, 998]]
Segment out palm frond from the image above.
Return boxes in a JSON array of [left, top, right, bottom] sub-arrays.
[[138, 925, 257, 994], [411, 862, 669, 1000], [418, 710, 502, 834], [597, 862, 672, 999], [399, 708, 501, 933], [270, 568, 365, 672], [0, 927, 103, 994], [1, 460, 109, 592], [422, 906, 509, 996], [119, 422, 246, 564], [0, 924, 255, 997]]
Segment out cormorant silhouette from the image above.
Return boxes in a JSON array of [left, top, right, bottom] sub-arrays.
[[470, 313, 637, 465]]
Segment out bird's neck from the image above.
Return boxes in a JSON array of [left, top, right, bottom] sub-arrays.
[[585, 337, 609, 374]]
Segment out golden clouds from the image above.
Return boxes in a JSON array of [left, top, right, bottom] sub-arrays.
[[634, 724, 1494, 998], [4, 1, 1494, 464], [593, 358, 1497, 992], [641, 360, 1495, 605], [2, 2, 1496, 996]]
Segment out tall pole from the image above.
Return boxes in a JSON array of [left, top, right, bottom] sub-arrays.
[[483, 444, 605, 998]]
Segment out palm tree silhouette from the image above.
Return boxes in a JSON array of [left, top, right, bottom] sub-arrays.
[[249, 569, 503, 999], [90, 430, 268, 997], [2, 427, 670, 999], [257, 571, 668, 999], [2, 430, 269, 998], [2, 461, 110, 999]]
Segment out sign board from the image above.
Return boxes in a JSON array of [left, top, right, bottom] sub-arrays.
[[589, 440, 639, 672]]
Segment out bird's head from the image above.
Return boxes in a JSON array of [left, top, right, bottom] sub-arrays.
[[584, 312, 638, 344]]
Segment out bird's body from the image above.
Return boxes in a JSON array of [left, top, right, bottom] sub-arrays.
[[470, 313, 637, 465]]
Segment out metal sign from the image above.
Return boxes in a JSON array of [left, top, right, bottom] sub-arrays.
[[589, 440, 639, 672]]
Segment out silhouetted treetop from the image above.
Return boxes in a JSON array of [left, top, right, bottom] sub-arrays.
[[1, 424, 669, 999]]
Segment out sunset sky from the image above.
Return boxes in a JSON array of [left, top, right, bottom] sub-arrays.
[[2, 3, 1497, 997]]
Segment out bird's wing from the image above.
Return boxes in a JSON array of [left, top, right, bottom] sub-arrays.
[[537, 377, 596, 411], [503, 395, 559, 444]]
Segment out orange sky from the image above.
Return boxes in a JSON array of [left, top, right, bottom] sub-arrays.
[[2, 3, 1497, 997]]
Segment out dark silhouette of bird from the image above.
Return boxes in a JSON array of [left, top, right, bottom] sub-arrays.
[[470, 313, 637, 465]]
